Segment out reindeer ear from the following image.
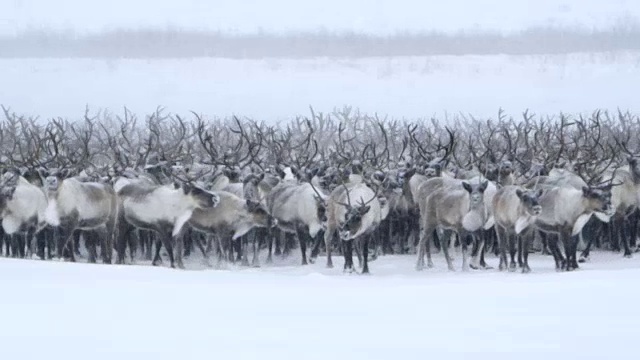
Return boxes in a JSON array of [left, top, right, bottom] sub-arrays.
[[462, 181, 472, 193], [404, 168, 416, 179], [479, 180, 489, 192], [360, 205, 371, 215], [516, 189, 524, 199]]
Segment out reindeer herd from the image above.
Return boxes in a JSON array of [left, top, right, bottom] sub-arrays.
[[1, 105, 639, 275]]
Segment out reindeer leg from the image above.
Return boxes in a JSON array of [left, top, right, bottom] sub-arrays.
[[496, 227, 508, 271], [460, 231, 471, 271], [73, 231, 82, 258], [241, 235, 250, 267], [620, 216, 633, 258], [251, 230, 261, 268], [85, 231, 97, 263], [470, 230, 486, 270], [324, 228, 334, 268], [579, 228, 595, 263], [440, 229, 455, 271], [174, 233, 185, 269], [295, 226, 308, 266], [343, 240, 354, 273], [152, 237, 164, 266], [521, 230, 533, 273], [517, 235, 524, 268], [266, 229, 274, 264], [507, 233, 517, 271], [361, 235, 370, 274], [309, 230, 323, 263]]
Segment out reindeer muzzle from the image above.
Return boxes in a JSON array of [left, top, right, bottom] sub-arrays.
[[532, 205, 542, 216]]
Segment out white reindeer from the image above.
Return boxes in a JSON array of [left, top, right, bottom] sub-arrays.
[[116, 181, 220, 268], [42, 169, 119, 264], [0, 170, 47, 258], [492, 186, 543, 272], [415, 179, 489, 271], [533, 184, 615, 270], [266, 179, 327, 265], [323, 182, 383, 273], [188, 190, 271, 267]]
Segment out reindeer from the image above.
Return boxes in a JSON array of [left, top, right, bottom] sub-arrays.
[[116, 181, 220, 268], [323, 181, 383, 273], [42, 168, 118, 264], [266, 179, 327, 265], [0, 169, 48, 258], [188, 190, 271, 267], [492, 186, 543, 272], [415, 179, 489, 271], [532, 183, 615, 271]]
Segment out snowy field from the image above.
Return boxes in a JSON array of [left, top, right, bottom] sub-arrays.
[[2, 250, 639, 359], [2, 52, 639, 122], [3, 0, 640, 35]]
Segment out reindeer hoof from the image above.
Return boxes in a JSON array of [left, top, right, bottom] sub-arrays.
[[416, 264, 425, 271], [624, 253, 633, 259], [578, 256, 589, 263], [521, 266, 531, 274], [308, 257, 316, 264], [509, 264, 516, 272]]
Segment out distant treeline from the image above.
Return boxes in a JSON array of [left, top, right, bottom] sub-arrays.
[[2, 22, 640, 58]]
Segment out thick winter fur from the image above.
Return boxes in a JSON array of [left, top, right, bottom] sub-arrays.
[[117, 182, 219, 268], [0, 175, 48, 257], [323, 182, 382, 273], [595, 157, 640, 257], [415, 179, 489, 271], [266, 180, 327, 265], [44, 175, 118, 264], [493, 186, 543, 272], [533, 184, 614, 271], [189, 190, 270, 267]]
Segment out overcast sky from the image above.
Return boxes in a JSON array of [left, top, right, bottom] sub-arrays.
[[3, 0, 640, 36]]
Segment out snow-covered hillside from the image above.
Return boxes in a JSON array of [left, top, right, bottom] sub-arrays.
[[2, 52, 638, 122], [1, 251, 638, 359], [3, 0, 640, 35]]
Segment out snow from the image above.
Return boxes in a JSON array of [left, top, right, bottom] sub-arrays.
[[2, 52, 639, 123], [1, 250, 638, 359], [3, 0, 640, 35]]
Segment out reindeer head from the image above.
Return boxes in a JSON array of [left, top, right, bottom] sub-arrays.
[[338, 202, 371, 240], [314, 195, 328, 223], [627, 156, 640, 181], [245, 199, 271, 228], [582, 185, 614, 216], [516, 188, 543, 217], [183, 184, 220, 209], [462, 180, 488, 209], [42, 168, 73, 192], [0, 169, 20, 206], [423, 163, 442, 178]]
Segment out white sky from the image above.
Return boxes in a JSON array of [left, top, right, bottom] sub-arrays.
[[3, 0, 640, 36]]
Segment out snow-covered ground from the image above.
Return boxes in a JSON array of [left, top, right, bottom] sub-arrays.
[[3, 0, 640, 35], [2, 52, 639, 123], [2, 250, 638, 359]]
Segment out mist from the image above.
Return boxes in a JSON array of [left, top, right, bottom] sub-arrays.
[[2, 0, 640, 121]]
